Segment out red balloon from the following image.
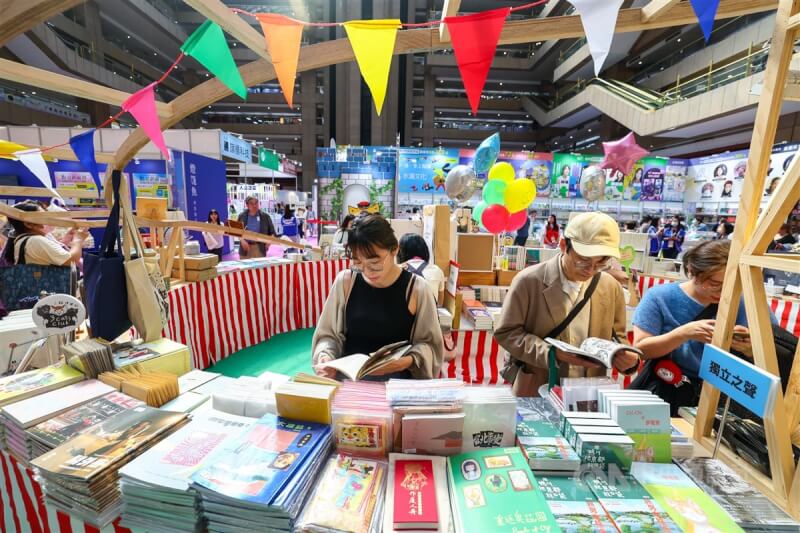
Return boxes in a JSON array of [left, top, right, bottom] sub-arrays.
[[505, 209, 528, 232], [481, 204, 510, 234]]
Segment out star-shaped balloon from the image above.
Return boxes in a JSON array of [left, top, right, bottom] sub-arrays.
[[600, 132, 649, 176]]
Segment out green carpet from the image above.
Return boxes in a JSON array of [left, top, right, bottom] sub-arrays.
[[208, 328, 315, 378]]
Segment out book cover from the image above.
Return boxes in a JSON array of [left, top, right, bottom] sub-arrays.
[[461, 400, 516, 451], [402, 413, 464, 456], [519, 436, 581, 471], [393, 459, 438, 529], [27, 391, 144, 448], [190, 414, 331, 505], [538, 475, 616, 533], [447, 447, 558, 533], [611, 402, 671, 463], [3, 380, 115, 428], [587, 474, 681, 532], [631, 462, 745, 533], [384, 454, 451, 533], [299, 454, 385, 533], [516, 419, 562, 439], [0, 363, 83, 407], [31, 406, 188, 480]]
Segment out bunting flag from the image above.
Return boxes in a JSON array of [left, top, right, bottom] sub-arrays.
[[14, 149, 60, 197], [690, 0, 720, 42], [181, 20, 247, 100], [256, 14, 304, 108], [445, 7, 510, 115], [0, 140, 32, 160], [123, 83, 169, 160], [69, 129, 102, 196], [567, 0, 624, 76], [344, 19, 401, 116]]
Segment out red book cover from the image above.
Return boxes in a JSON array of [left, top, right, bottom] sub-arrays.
[[393, 459, 439, 530]]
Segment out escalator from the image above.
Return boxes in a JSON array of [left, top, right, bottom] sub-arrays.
[[589, 79, 667, 111]]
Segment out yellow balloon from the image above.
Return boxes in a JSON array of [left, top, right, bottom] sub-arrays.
[[488, 162, 515, 184], [504, 178, 536, 213]]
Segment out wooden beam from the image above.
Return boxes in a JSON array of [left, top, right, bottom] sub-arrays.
[[439, 0, 461, 42], [788, 12, 800, 29], [0, 202, 106, 228], [184, 0, 271, 63], [0, 185, 103, 199], [641, 0, 682, 22], [0, 0, 84, 46], [0, 59, 172, 117], [740, 253, 800, 273], [110, 0, 778, 170]]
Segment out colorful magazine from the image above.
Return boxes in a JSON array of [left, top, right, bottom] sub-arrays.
[[190, 414, 331, 505], [447, 447, 559, 533], [538, 475, 616, 533], [0, 363, 83, 407]]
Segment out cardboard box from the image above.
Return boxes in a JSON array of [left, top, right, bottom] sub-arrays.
[[496, 269, 521, 286], [457, 270, 497, 287], [456, 233, 495, 272], [173, 268, 217, 282], [180, 253, 220, 271]]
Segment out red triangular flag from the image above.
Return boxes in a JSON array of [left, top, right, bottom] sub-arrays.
[[445, 7, 510, 114], [122, 83, 169, 159]]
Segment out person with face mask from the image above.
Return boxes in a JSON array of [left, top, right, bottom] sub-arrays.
[[660, 216, 686, 259]]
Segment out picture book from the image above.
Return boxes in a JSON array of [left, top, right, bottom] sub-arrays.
[[447, 447, 559, 533], [545, 337, 642, 373], [610, 401, 671, 463], [516, 420, 580, 472], [318, 341, 413, 380], [401, 412, 464, 456], [631, 462, 745, 533], [393, 459, 438, 530], [538, 475, 616, 533], [0, 363, 83, 407], [586, 473, 681, 533], [31, 406, 188, 480], [190, 414, 332, 505], [384, 454, 452, 533], [297, 454, 386, 533]]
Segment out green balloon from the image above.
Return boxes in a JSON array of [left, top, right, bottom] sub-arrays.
[[472, 201, 488, 222], [482, 180, 507, 205]]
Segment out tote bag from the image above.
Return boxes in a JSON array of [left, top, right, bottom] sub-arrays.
[[83, 170, 131, 340]]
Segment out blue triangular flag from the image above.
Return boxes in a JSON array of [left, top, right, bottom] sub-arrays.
[[690, 0, 720, 42], [69, 129, 102, 197]]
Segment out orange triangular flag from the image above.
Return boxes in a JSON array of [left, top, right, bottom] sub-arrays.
[[256, 14, 304, 108]]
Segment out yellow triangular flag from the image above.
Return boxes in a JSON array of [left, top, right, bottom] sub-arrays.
[[344, 19, 401, 116], [0, 140, 30, 160]]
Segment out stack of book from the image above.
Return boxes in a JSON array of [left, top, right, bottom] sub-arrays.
[[585, 473, 681, 532], [461, 386, 517, 451], [447, 447, 560, 533], [1, 380, 115, 462], [296, 453, 388, 533], [676, 457, 800, 532], [670, 424, 695, 459], [26, 391, 144, 460], [537, 475, 616, 532], [502, 245, 525, 271], [598, 388, 672, 463], [190, 414, 332, 533], [98, 367, 179, 407], [275, 381, 337, 424], [382, 453, 453, 533], [484, 302, 503, 329], [173, 253, 219, 282], [560, 411, 634, 472], [461, 299, 492, 330], [386, 378, 465, 407], [559, 375, 621, 412], [437, 307, 453, 329], [63, 339, 115, 378], [118, 410, 254, 533], [210, 374, 277, 418], [332, 381, 393, 458], [516, 396, 560, 426], [458, 286, 476, 301], [32, 406, 189, 527], [516, 419, 580, 473], [0, 363, 84, 409], [471, 285, 510, 303], [112, 338, 192, 376]]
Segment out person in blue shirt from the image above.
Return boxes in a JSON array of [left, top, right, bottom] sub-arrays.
[[643, 216, 661, 257], [281, 205, 299, 243], [631, 240, 761, 413], [660, 215, 686, 259]]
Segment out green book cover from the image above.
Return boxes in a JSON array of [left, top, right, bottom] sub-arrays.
[[447, 447, 560, 533], [631, 462, 745, 533], [517, 419, 562, 439], [538, 476, 616, 533], [586, 474, 682, 533]]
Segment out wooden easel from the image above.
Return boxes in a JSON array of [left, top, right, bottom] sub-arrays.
[[694, 0, 800, 519]]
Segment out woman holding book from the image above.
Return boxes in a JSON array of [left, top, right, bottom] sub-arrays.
[[630, 240, 760, 413], [312, 214, 444, 380]]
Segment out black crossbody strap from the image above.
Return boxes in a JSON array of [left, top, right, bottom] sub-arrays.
[[545, 272, 601, 340], [16, 235, 31, 265]]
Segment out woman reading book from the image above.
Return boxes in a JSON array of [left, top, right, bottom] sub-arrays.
[[312, 214, 444, 381]]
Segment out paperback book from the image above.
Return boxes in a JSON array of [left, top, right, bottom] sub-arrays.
[[384, 453, 453, 533], [401, 413, 464, 456], [545, 337, 641, 373], [516, 420, 580, 472], [0, 363, 83, 408], [318, 341, 413, 380], [538, 475, 617, 533], [586, 473, 681, 533]]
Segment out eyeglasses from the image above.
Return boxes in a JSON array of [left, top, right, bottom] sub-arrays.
[[569, 250, 612, 272], [350, 252, 390, 273]]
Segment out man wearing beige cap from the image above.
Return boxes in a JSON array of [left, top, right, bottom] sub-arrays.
[[495, 212, 640, 396]]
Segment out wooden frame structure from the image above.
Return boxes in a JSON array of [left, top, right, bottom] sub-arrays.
[[1, 4, 799, 512]]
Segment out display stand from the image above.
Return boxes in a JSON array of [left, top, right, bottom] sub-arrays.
[[694, 0, 800, 519]]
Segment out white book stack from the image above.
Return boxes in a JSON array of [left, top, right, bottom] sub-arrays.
[[461, 386, 518, 452]]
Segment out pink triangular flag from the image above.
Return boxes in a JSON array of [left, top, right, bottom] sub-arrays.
[[122, 83, 169, 159]]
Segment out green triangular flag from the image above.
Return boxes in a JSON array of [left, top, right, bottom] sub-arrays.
[[181, 20, 247, 100]]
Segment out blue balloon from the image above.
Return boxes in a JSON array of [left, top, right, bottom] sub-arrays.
[[473, 133, 501, 174]]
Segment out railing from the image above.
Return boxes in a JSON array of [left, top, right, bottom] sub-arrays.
[[559, 37, 588, 63]]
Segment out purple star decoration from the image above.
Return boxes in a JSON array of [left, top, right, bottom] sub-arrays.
[[599, 132, 650, 176]]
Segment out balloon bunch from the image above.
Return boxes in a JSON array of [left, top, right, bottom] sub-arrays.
[[472, 162, 536, 234]]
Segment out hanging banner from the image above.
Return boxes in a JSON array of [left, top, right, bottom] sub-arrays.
[[53, 171, 102, 207], [220, 132, 252, 162], [132, 172, 169, 199], [68, 129, 102, 196], [123, 83, 169, 160], [690, 0, 721, 42], [551, 153, 583, 199], [259, 147, 281, 170], [14, 149, 59, 197], [181, 20, 247, 100], [567, 0, 624, 76], [256, 13, 304, 108], [344, 19, 401, 116], [397, 148, 460, 194]]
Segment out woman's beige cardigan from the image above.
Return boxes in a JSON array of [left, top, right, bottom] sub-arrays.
[[311, 270, 444, 379]]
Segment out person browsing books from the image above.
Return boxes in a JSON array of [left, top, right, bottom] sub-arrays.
[[397, 233, 445, 306], [494, 212, 640, 397], [312, 214, 444, 381], [630, 240, 765, 414]]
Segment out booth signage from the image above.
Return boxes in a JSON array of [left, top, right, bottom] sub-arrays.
[[220, 132, 252, 163]]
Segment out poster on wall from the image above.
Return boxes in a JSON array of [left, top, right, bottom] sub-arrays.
[[636, 157, 667, 201], [766, 143, 800, 197], [664, 159, 689, 202], [551, 153, 582, 198], [183, 152, 229, 254], [132, 173, 169, 200], [687, 150, 748, 203], [458, 150, 553, 198], [397, 148, 460, 194], [53, 171, 100, 207]]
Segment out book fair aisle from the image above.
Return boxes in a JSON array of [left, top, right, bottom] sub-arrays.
[[3, 0, 800, 532]]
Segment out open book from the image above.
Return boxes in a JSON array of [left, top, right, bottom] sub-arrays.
[[545, 337, 642, 374], [318, 341, 413, 380]]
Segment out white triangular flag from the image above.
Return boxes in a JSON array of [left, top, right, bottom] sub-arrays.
[[567, 0, 624, 76], [14, 149, 61, 199]]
